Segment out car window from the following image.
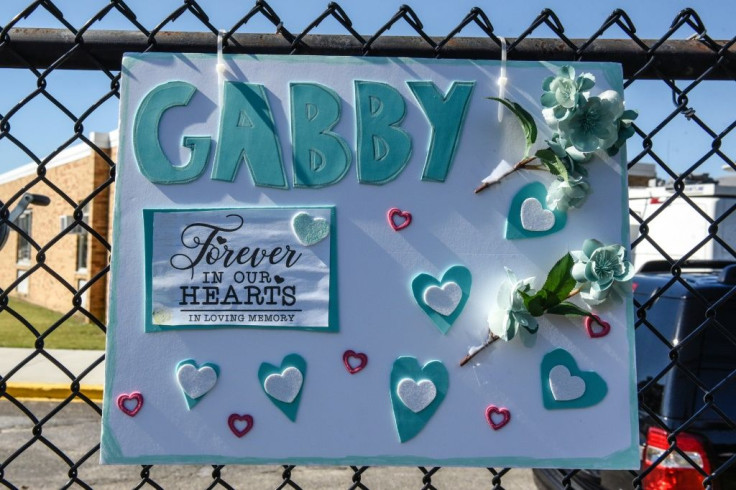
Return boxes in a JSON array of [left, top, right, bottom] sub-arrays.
[[692, 310, 736, 423], [636, 291, 736, 423], [635, 295, 682, 415]]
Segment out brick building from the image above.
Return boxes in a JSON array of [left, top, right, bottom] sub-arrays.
[[0, 132, 116, 322]]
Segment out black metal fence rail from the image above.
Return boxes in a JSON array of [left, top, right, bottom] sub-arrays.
[[2, 29, 734, 80], [0, 1, 735, 489]]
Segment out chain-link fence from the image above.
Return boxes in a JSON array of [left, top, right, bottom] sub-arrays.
[[0, 1, 735, 488]]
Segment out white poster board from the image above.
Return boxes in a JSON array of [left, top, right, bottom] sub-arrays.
[[102, 54, 638, 468]]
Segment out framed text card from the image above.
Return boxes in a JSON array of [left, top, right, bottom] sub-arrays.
[[102, 54, 639, 468]]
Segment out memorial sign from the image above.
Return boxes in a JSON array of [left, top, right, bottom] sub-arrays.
[[102, 54, 638, 468]]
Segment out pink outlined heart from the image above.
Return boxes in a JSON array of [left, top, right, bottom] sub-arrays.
[[584, 315, 611, 339], [485, 405, 511, 430], [117, 392, 143, 417], [387, 208, 412, 231], [228, 413, 254, 438], [343, 350, 368, 374]]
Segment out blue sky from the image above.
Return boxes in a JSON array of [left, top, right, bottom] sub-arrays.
[[0, 0, 733, 178]]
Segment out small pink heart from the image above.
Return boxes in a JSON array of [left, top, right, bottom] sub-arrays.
[[343, 350, 368, 374], [387, 208, 412, 231], [228, 414, 254, 438], [485, 405, 511, 430], [584, 315, 611, 339], [117, 392, 143, 417]]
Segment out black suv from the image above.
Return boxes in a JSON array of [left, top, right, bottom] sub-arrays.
[[534, 261, 736, 490]]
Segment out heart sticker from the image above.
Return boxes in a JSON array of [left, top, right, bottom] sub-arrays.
[[343, 350, 368, 374], [541, 348, 608, 410], [423, 282, 462, 316], [584, 315, 611, 339], [390, 356, 449, 443], [228, 413, 254, 438], [264, 367, 303, 403], [548, 365, 586, 401], [411, 265, 472, 334], [176, 359, 219, 409], [505, 182, 567, 240], [520, 198, 555, 231], [117, 392, 143, 417], [292, 212, 330, 246], [387, 207, 412, 231], [397, 379, 436, 413], [485, 405, 511, 430], [258, 353, 307, 421]]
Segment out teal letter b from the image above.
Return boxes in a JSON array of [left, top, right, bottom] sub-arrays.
[[291, 83, 351, 188], [355, 81, 412, 185]]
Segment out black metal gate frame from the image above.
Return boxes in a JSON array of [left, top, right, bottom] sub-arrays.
[[1, 1, 735, 489]]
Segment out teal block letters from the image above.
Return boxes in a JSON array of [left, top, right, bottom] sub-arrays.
[[211, 82, 287, 188], [133, 81, 211, 184], [407, 81, 475, 182], [355, 81, 412, 184], [290, 83, 351, 188]]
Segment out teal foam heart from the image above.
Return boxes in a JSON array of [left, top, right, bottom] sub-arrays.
[[505, 182, 567, 240], [175, 359, 219, 410], [258, 353, 307, 422], [411, 265, 472, 334], [390, 356, 449, 443], [541, 348, 608, 410], [292, 212, 330, 246]]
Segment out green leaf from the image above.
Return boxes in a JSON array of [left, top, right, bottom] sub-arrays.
[[526, 295, 547, 317], [487, 97, 537, 156], [535, 148, 569, 181], [519, 289, 534, 310], [538, 253, 576, 309], [535, 148, 557, 161], [546, 301, 591, 317], [519, 289, 544, 317], [519, 254, 577, 316]]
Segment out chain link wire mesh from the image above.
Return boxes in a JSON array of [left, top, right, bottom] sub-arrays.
[[0, 1, 735, 488]]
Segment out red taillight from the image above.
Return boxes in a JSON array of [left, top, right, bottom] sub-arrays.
[[642, 427, 711, 490], [650, 197, 662, 204]]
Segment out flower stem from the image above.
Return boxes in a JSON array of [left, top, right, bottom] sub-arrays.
[[459, 334, 501, 366], [475, 156, 538, 194], [459, 288, 583, 368]]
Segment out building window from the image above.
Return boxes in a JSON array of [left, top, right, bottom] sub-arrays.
[[16, 270, 29, 295], [77, 279, 88, 308], [16, 211, 32, 264], [76, 232, 89, 271], [75, 207, 90, 272]]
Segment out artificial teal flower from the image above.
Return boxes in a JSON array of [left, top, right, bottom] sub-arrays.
[[546, 175, 590, 212], [547, 134, 593, 177], [558, 90, 623, 153], [541, 66, 595, 121], [487, 268, 538, 341], [571, 239, 634, 305], [606, 109, 639, 156]]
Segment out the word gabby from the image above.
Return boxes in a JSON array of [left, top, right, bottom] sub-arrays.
[[133, 80, 475, 187]]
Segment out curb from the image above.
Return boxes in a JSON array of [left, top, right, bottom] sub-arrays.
[[4, 382, 104, 402]]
